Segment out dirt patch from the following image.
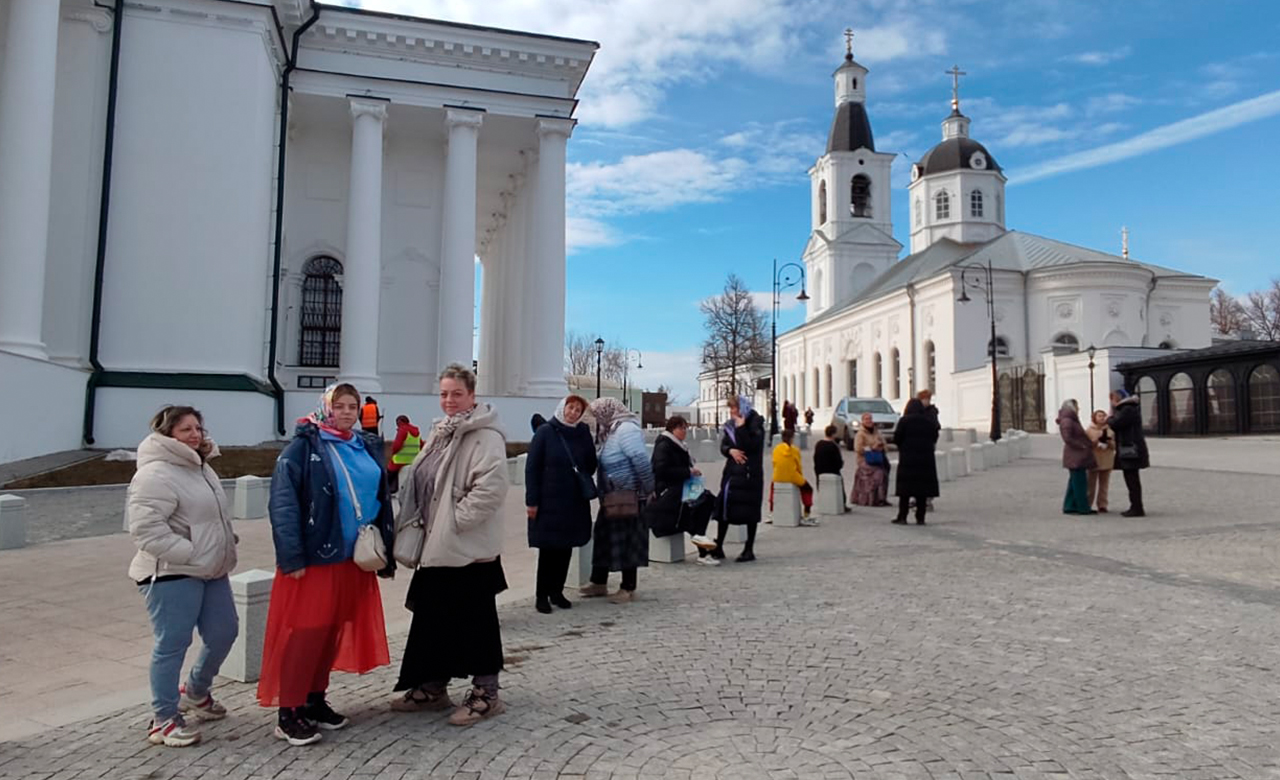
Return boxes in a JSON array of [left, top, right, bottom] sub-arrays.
[[3, 446, 285, 489]]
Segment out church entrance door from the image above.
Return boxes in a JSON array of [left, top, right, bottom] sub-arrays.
[[999, 363, 1045, 432]]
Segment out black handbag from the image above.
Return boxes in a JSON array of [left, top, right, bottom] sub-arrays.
[[1117, 442, 1139, 460], [554, 428, 598, 501]]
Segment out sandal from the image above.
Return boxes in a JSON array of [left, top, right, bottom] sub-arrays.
[[390, 686, 454, 713]]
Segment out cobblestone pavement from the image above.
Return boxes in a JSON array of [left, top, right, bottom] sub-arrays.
[[3, 457, 1280, 779]]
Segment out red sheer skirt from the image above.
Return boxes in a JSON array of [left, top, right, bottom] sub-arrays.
[[256, 559, 390, 708]]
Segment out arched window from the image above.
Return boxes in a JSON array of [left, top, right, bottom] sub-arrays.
[[935, 190, 950, 220], [818, 180, 828, 224], [824, 365, 833, 406], [1137, 376, 1159, 431], [299, 256, 343, 367], [996, 192, 1004, 222], [1206, 369, 1236, 433], [1249, 365, 1280, 432], [889, 348, 901, 399], [925, 341, 937, 391], [987, 336, 1011, 358], [850, 174, 872, 218], [799, 373, 806, 410], [914, 198, 923, 226], [1168, 372, 1195, 434], [1052, 332, 1080, 353], [970, 189, 984, 218], [847, 359, 858, 397], [813, 368, 821, 407], [874, 352, 883, 398]]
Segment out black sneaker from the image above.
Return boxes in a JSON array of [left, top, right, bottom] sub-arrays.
[[535, 596, 552, 614], [303, 699, 349, 731], [736, 551, 756, 563], [275, 709, 322, 746]]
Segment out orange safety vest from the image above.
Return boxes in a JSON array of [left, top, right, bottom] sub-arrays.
[[360, 403, 379, 429]]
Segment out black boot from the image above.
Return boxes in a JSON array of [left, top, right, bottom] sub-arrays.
[[535, 595, 552, 614]]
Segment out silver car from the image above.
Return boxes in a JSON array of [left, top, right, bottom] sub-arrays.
[[831, 397, 901, 450]]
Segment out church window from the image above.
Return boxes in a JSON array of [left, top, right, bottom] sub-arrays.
[[818, 180, 828, 224], [970, 189, 984, 218], [299, 255, 343, 368], [889, 348, 900, 399], [824, 365, 833, 406], [852, 78, 857, 89], [935, 190, 950, 220], [987, 336, 1010, 358], [1051, 332, 1080, 353], [925, 341, 937, 392], [847, 359, 858, 397], [996, 192, 1004, 223], [813, 368, 821, 406], [874, 352, 883, 397], [914, 198, 922, 226], [850, 174, 872, 218]]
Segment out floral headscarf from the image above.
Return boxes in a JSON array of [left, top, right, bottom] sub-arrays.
[[553, 395, 588, 426], [589, 397, 636, 446], [299, 383, 354, 440]]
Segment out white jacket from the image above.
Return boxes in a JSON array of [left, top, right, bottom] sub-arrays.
[[126, 433, 237, 582], [396, 404, 509, 568]]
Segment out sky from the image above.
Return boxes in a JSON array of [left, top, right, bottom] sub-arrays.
[[344, 0, 1280, 403]]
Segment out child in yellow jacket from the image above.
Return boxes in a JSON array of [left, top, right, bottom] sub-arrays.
[[770, 430, 815, 523]]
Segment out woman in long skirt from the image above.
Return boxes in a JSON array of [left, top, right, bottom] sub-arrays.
[[850, 413, 890, 506]]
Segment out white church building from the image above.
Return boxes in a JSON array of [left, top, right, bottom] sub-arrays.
[[0, 0, 596, 464], [776, 44, 1217, 433]]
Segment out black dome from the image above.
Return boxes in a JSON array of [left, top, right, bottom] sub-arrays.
[[917, 136, 1000, 174], [827, 101, 875, 154]]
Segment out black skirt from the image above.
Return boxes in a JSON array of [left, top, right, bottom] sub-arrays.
[[394, 558, 507, 690], [591, 509, 649, 572]]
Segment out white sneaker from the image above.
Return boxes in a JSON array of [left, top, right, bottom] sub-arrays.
[[695, 556, 721, 566], [801, 517, 820, 527], [764, 515, 773, 524], [689, 534, 717, 550]]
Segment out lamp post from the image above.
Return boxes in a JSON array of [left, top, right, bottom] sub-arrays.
[[1087, 344, 1097, 413], [622, 348, 643, 408], [770, 258, 810, 437], [594, 337, 604, 399], [957, 260, 1001, 442]]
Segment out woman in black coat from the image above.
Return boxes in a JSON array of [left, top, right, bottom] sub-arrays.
[[525, 395, 597, 614], [714, 395, 766, 562], [650, 416, 718, 561], [1107, 389, 1149, 517], [891, 398, 940, 525]]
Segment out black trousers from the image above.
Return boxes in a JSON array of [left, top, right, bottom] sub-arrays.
[[896, 495, 927, 523], [536, 547, 573, 598], [1122, 469, 1144, 512], [715, 521, 757, 553], [591, 565, 636, 591]]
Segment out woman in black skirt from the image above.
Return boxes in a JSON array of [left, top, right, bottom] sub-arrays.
[[390, 364, 511, 727]]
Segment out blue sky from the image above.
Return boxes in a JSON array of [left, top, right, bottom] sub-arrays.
[[347, 0, 1280, 402]]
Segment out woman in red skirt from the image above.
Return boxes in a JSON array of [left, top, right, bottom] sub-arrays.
[[259, 383, 395, 745]]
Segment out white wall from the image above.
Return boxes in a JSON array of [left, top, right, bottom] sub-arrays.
[[0, 352, 87, 463], [95, 387, 276, 450]]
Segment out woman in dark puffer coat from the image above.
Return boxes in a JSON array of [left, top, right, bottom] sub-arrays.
[[891, 398, 940, 525]]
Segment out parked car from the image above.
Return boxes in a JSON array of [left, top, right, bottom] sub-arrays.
[[831, 397, 901, 450]]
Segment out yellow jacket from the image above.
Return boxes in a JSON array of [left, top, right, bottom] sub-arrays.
[[771, 442, 806, 486]]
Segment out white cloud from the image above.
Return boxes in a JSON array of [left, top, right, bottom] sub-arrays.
[[749, 290, 805, 312], [1060, 46, 1132, 66], [1085, 92, 1142, 115], [1010, 89, 1280, 185], [566, 215, 622, 253]]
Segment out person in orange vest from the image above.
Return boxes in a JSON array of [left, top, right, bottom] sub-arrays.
[[360, 396, 382, 437], [388, 415, 421, 495]]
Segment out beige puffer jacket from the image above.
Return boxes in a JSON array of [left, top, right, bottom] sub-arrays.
[[126, 432, 237, 582], [396, 403, 509, 568]]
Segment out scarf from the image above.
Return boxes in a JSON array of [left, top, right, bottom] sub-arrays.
[[552, 396, 581, 426], [723, 395, 754, 445], [659, 429, 688, 453], [298, 383, 353, 440], [589, 397, 636, 446], [423, 405, 476, 455]]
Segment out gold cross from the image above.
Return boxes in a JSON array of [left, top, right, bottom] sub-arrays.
[[844, 28, 854, 58], [946, 64, 967, 110]]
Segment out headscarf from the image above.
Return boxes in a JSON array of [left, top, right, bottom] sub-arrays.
[[1114, 388, 1130, 400], [553, 395, 586, 426], [723, 394, 754, 445], [589, 397, 636, 446], [299, 383, 354, 440]]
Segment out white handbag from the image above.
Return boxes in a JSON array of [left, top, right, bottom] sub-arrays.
[[329, 444, 387, 572]]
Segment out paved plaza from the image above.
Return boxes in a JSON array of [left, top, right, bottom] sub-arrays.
[[2, 437, 1280, 779]]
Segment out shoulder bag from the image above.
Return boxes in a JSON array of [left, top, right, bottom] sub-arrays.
[[601, 487, 640, 518], [865, 449, 887, 467], [554, 428, 598, 501], [329, 444, 388, 572]]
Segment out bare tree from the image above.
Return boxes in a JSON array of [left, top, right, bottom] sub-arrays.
[[564, 330, 627, 381], [1209, 286, 1247, 337], [1241, 278, 1280, 341], [700, 274, 769, 399]]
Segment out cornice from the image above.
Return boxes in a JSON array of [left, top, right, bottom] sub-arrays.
[[124, 1, 286, 75], [65, 7, 114, 33]]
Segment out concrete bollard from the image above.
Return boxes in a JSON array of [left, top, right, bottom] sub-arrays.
[[982, 440, 996, 467], [951, 429, 970, 446], [994, 439, 1010, 465], [232, 475, 269, 520], [967, 443, 985, 472], [938, 428, 953, 444], [0, 494, 27, 550], [772, 483, 802, 527], [512, 454, 527, 486], [716, 520, 749, 544], [1018, 432, 1032, 458], [649, 531, 689, 563], [566, 540, 594, 588], [798, 431, 810, 450], [816, 473, 845, 516], [223, 569, 275, 683], [948, 447, 968, 478], [507, 457, 520, 485], [935, 450, 951, 482]]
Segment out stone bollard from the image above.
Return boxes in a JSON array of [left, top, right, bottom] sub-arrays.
[[566, 540, 594, 588], [935, 450, 951, 482], [816, 473, 845, 516], [982, 440, 997, 467], [939, 428, 953, 444], [223, 569, 275, 683], [1019, 432, 1032, 458], [798, 431, 810, 450], [994, 439, 1010, 465], [232, 475, 269, 520], [948, 447, 968, 478], [512, 454, 527, 486], [649, 531, 689, 563], [0, 494, 27, 550], [951, 429, 970, 446], [772, 483, 802, 527], [716, 519, 749, 544], [966, 429, 979, 446], [967, 443, 986, 472], [507, 457, 520, 485]]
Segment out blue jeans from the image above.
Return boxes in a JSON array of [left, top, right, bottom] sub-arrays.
[[139, 576, 238, 721]]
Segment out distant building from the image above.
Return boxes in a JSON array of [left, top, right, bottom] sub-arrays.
[[696, 362, 770, 427]]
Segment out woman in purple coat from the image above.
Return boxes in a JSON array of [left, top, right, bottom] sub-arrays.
[[1057, 399, 1097, 515]]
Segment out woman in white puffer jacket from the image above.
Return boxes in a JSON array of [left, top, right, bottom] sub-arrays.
[[126, 405, 239, 748]]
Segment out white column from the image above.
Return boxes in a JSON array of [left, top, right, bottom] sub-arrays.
[[438, 108, 483, 369], [477, 250, 498, 395], [0, 0, 61, 358], [339, 98, 388, 391], [503, 172, 528, 394], [525, 118, 574, 397]]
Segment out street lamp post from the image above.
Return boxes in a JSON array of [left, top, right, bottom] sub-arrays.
[[622, 348, 643, 408], [957, 260, 1002, 442], [594, 337, 605, 399], [1087, 344, 1097, 413], [770, 258, 810, 437]]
